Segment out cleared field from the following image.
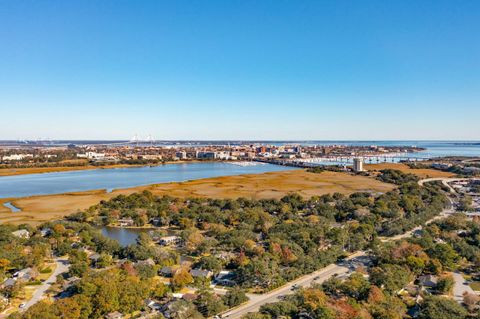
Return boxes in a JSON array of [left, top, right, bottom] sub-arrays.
[[364, 162, 455, 179], [0, 170, 394, 225]]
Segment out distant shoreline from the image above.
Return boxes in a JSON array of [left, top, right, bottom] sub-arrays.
[[0, 168, 395, 225], [0, 163, 455, 225], [0, 160, 216, 177]]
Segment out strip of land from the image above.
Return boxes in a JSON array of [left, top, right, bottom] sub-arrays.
[[0, 163, 454, 225], [0, 160, 455, 178], [0, 160, 204, 176], [364, 162, 455, 178], [0, 165, 119, 176], [1, 169, 395, 225]]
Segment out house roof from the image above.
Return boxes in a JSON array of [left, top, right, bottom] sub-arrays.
[[136, 258, 155, 266], [1, 278, 16, 287], [105, 311, 123, 319], [190, 269, 213, 278], [418, 274, 438, 286], [11, 229, 30, 237], [89, 253, 101, 260]]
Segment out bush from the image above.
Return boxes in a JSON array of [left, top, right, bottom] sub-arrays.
[[419, 296, 467, 319], [40, 267, 52, 274], [436, 275, 454, 294], [377, 169, 419, 185], [222, 288, 248, 307]]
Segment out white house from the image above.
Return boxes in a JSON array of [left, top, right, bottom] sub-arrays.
[[2, 154, 33, 161], [159, 236, 181, 246], [11, 229, 30, 239], [76, 152, 106, 160]]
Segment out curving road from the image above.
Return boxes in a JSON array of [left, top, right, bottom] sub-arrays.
[[221, 252, 366, 319], [221, 177, 464, 318], [418, 177, 470, 193], [380, 197, 455, 242]]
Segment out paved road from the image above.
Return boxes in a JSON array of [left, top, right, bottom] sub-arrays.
[[379, 177, 461, 243], [380, 198, 455, 243], [222, 178, 462, 318], [418, 177, 469, 193], [452, 272, 475, 303], [21, 258, 70, 311], [419, 178, 479, 303], [222, 252, 366, 319]]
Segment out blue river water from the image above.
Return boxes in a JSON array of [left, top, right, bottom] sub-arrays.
[[276, 141, 480, 158], [0, 141, 479, 200], [3, 202, 21, 212], [0, 162, 294, 199]]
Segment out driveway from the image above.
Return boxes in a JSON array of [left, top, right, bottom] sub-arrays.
[[21, 257, 70, 311], [452, 272, 475, 303]]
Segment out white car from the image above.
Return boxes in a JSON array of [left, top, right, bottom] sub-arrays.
[[19, 303, 26, 309]]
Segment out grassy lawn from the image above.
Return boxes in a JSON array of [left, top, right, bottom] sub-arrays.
[[3, 286, 35, 316], [470, 281, 480, 291], [38, 262, 56, 281], [2, 261, 57, 315]]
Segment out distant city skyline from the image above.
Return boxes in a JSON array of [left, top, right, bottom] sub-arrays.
[[1, 1, 479, 140]]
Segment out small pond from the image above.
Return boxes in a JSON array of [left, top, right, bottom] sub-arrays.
[[100, 227, 148, 246]]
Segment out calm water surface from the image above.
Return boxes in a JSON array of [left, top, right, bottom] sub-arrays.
[[0, 162, 294, 198], [3, 202, 21, 212], [1, 141, 479, 199], [309, 141, 480, 165], [100, 227, 146, 246]]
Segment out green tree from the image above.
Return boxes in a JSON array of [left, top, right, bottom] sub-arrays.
[[152, 282, 169, 299], [429, 244, 459, 270], [96, 253, 113, 268], [419, 296, 467, 319], [260, 301, 298, 318], [194, 290, 226, 316], [171, 267, 193, 290], [436, 275, 454, 294], [369, 264, 412, 294], [136, 263, 156, 279], [222, 288, 248, 308], [194, 256, 222, 274], [22, 301, 58, 319], [341, 272, 370, 299], [165, 300, 203, 319], [54, 297, 81, 319]]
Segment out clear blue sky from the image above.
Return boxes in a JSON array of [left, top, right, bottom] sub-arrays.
[[1, 0, 479, 140]]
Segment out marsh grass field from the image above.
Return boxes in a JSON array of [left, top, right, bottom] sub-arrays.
[[1, 169, 395, 225], [364, 162, 456, 179], [0, 163, 454, 225]]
